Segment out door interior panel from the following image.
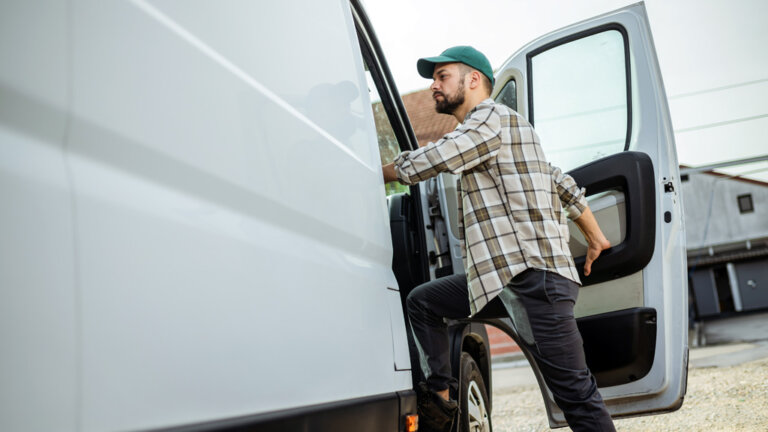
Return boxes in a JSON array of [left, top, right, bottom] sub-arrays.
[[565, 152, 658, 386]]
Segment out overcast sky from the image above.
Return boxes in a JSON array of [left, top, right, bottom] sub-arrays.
[[363, 0, 768, 181]]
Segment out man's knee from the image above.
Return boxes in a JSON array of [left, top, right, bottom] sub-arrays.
[[405, 288, 423, 317]]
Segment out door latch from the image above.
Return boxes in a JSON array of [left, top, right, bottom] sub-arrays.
[[664, 181, 675, 193]]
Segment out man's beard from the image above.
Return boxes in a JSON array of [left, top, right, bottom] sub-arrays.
[[434, 81, 465, 115]]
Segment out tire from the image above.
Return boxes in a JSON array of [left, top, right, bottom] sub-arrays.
[[458, 352, 492, 432]]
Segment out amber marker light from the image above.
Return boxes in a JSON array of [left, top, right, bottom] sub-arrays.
[[405, 414, 418, 431]]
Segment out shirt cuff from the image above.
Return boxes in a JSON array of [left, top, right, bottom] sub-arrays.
[[393, 151, 415, 185], [566, 190, 588, 220]]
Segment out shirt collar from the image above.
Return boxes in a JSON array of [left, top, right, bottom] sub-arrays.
[[463, 98, 495, 123]]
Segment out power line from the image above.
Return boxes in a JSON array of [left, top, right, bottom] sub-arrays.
[[674, 113, 768, 134], [668, 78, 768, 100]]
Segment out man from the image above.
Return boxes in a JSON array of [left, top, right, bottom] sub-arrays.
[[382, 46, 616, 432]]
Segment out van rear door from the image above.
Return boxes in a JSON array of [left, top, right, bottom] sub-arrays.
[[492, 2, 688, 425]]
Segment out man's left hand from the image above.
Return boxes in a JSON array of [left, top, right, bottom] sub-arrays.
[[584, 236, 611, 276], [574, 207, 611, 276], [382, 163, 398, 183]]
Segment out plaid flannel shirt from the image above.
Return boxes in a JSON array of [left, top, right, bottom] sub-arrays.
[[394, 99, 588, 315]]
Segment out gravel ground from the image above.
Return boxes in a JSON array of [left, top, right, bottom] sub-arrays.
[[491, 357, 768, 431]]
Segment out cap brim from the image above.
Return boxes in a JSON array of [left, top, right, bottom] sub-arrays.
[[417, 55, 457, 79]]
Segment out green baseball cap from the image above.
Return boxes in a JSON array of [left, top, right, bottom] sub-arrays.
[[417, 45, 495, 86]]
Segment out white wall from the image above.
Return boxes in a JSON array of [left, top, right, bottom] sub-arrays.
[[682, 172, 768, 251]]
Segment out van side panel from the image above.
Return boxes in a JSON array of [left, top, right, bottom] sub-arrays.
[[68, 0, 404, 430], [0, 1, 78, 431]]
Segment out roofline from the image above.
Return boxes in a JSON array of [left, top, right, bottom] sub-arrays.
[[679, 155, 768, 175], [680, 164, 768, 187]]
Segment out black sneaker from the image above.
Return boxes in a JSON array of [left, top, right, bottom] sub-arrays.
[[416, 382, 458, 432]]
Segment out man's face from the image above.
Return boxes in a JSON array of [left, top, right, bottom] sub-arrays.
[[431, 63, 467, 115]]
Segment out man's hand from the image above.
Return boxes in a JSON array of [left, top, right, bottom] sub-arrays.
[[382, 163, 398, 183], [573, 207, 611, 276], [584, 234, 611, 276]]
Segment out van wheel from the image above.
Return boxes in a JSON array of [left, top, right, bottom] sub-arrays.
[[459, 352, 492, 432]]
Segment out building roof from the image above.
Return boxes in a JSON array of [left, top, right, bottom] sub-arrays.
[[680, 164, 768, 188], [689, 246, 768, 267], [401, 89, 457, 146]]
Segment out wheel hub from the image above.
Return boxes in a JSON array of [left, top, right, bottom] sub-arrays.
[[466, 380, 490, 432]]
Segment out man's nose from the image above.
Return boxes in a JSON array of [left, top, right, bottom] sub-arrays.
[[430, 80, 439, 92]]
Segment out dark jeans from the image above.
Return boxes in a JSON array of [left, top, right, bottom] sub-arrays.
[[406, 269, 615, 432]]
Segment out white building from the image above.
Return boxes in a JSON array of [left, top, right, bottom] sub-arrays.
[[682, 169, 768, 318]]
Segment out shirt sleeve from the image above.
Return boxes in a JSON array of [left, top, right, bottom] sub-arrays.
[[393, 104, 502, 185], [550, 163, 588, 219]]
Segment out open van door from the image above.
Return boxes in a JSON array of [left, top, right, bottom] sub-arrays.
[[490, 2, 688, 426]]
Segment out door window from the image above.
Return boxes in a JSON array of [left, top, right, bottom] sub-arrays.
[[529, 28, 630, 171], [363, 60, 409, 196], [495, 79, 517, 111]]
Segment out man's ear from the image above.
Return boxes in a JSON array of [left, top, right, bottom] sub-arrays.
[[469, 70, 481, 90]]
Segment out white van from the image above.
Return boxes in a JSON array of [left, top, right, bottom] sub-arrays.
[[0, 1, 687, 431]]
